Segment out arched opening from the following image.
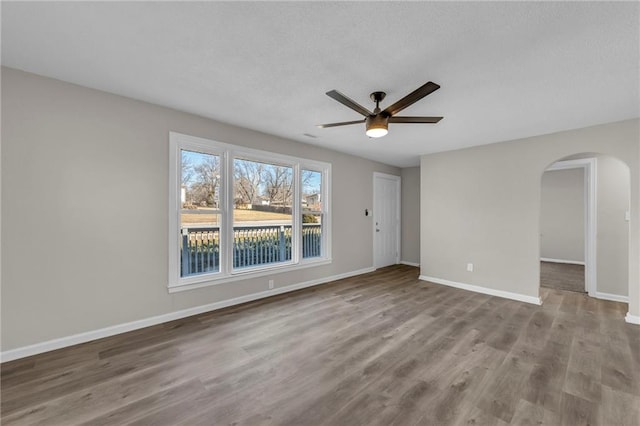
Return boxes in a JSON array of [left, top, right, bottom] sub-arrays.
[[539, 153, 631, 305]]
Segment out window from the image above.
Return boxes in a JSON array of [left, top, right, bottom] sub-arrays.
[[169, 132, 331, 291], [233, 158, 293, 269], [302, 169, 323, 259], [179, 150, 221, 277]]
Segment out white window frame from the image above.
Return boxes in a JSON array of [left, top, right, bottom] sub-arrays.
[[169, 132, 331, 292]]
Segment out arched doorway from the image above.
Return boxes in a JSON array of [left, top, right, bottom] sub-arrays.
[[540, 153, 631, 303]]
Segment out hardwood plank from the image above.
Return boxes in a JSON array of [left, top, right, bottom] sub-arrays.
[[80, 379, 207, 425], [508, 309, 555, 364], [454, 405, 509, 426], [510, 398, 560, 426], [600, 334, 640, 396], [560, 391, 598, 426], [599, 384, 640, 426], [522, 328, 572, 413], [564, 336, 602, 402], [539, 287, 563, 313], [486, 303, 537, 353], [416, 350, 501, 424], [476, 353, 535, 423], [380, 379, 439, 426], [1, 344, 182, 416]]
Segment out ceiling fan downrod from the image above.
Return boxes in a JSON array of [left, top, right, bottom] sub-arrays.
[[370, 91, 386, 114]]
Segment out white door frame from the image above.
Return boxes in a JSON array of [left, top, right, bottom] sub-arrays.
[[373, 172, 401, 268], [544, 158, 597, 296]]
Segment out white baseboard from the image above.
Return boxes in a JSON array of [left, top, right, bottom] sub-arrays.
[[1, 267, 375, 363], [400, 261, 420, 267], [419, 275, 542, 306], [595, 292, 629, 303], [540, 257, 585, 266], [625, 312, 640, 325]]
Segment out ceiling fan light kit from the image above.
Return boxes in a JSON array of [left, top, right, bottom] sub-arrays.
[[365, 115, 388, 138], [318, 81, 443, 138]]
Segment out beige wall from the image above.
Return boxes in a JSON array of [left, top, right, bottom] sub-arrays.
[[420, 118, 639, 318], [401, 167, 420, 265], [540, 168, 585, 262], [1, 67, 400, 351], [595, 155, 630, 297]]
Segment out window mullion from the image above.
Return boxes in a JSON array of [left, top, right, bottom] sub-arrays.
[[293, 164, 301, 264], [323, 166, 330, 259], [221, 150, 234, 276]]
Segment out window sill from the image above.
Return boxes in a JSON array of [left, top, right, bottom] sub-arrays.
[[168, 258, 332, 293]]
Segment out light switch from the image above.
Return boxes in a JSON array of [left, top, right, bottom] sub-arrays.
[[625, 211, 631, 221]]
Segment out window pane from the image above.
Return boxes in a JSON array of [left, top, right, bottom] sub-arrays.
[[180, 149, 221, 277], [233, 158, 293, 268], [302, 170, 322, 258]]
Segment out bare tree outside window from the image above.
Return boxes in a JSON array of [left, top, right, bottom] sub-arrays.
[[192, 155, 221, 207], [234, 159, 264, 206], [231, 159, 293, 268], [264, 165, 293, 207]]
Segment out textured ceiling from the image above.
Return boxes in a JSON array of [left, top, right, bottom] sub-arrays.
[[2, 2, 638, 167]]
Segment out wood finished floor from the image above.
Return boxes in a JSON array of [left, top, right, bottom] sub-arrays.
[[540, 261, 585, 294], [2, 265, 639, 425]]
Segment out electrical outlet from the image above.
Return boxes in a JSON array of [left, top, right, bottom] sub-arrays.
[[268, 279, 274, 289], [466, 263, 474, 272]]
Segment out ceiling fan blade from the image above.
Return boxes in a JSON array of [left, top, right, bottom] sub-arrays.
[[383, 82, 440, 117], [317, 119, 364, 128], [326, 90, 373, 117], [388, 116, 443, 123]]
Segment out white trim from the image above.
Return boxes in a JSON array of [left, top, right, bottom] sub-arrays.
[[373, 172, 401, 268], [625, 312, 640, 325], [546, 159, 593, 171], [540, 257, 585, 266], [400, 261, 420, 267], [168, 258, 332, 293], [586, 158, 597, 296], [594, 292, 629, 303], [419, 275, 542, 305], [543, 158, 596, 296], [0, 267, 375, 363]]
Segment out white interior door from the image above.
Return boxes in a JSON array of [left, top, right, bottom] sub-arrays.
[[374, 173, 401, 268]]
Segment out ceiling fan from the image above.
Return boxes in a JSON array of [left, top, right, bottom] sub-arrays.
[[318, 81, 443, 138]]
